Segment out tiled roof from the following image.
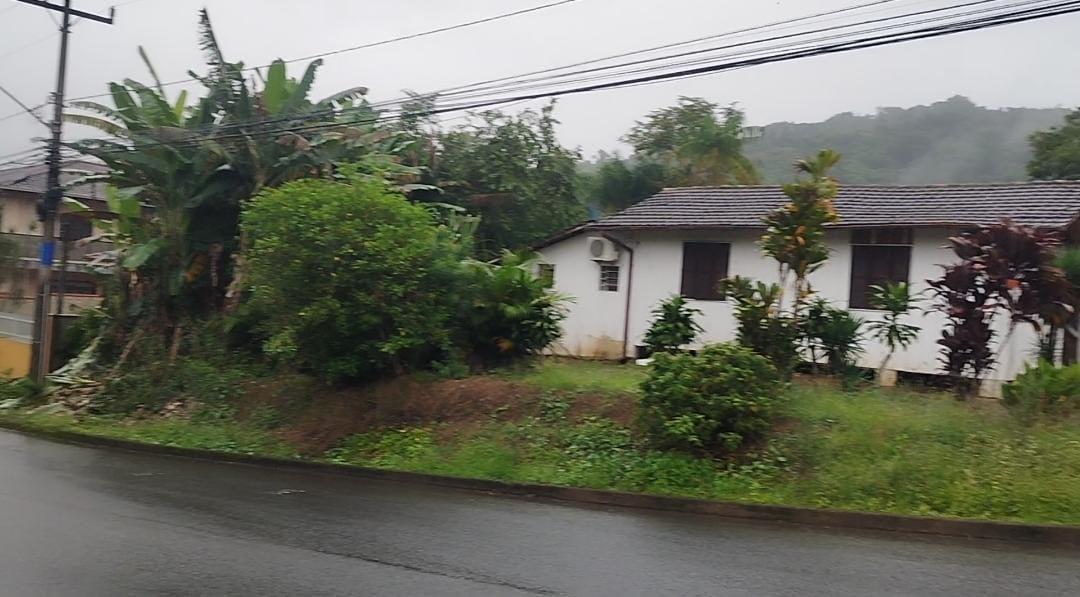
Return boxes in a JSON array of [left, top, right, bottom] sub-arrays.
[[0, 160, 108, 202], [592, 182, 1080, 230]]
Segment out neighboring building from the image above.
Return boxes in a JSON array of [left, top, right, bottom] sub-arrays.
[[536, 182, 1080, 396], [0, 160, 111, 376]]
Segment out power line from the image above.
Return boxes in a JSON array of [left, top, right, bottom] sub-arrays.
[[74, 0, 1055, 145], [77, 0, 1080, 154], [420, 0, 1013, 105], [67, 0, 957, 143], [65, 0, 582, 102], [0, 102, 47, 124], [0, 84, 48, 127]]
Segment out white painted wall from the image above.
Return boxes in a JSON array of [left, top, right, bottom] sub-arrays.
[[539, 227, 1039, 390], [539, 234, 631, 359]]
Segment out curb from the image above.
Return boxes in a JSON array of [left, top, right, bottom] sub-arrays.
[[3, 419, 1078, 548]]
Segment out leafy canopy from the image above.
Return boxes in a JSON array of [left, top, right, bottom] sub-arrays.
[[1029, 108, 1080, 181], [243, 175, 462, 381], [623, 97, 760, 186]]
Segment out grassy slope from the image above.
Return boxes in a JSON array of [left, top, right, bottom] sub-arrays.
[[4, 359, 1080, 525]]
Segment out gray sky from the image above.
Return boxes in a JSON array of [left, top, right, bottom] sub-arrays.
[[1, 0, 1079, 163]]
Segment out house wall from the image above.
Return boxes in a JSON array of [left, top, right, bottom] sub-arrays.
[[539, 227, 1038, 393], [540, 234, 631, 359], [0, 193, 40, 235]]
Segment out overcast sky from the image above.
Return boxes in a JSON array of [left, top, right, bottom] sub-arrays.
[[1, 0, 1079, 163]]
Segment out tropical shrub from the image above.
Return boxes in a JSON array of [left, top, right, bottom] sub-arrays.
[[643, 295, 703, 355], [638, 343, 784, 453], [929, 222, 1073, 397], [459, 250, 569, 367], [243, 177, 461, 381], [805, 299, 865, 375], [718, 276, 799, 374], [1002, 361, 1080, 422], [866, 282, 922, 380], [928, 262, 997, 397]]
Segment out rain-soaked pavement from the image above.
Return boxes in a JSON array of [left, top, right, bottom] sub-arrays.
[[0, 429, 1076, 596]]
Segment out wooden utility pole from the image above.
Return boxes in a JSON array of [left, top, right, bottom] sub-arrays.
[[19, 0, 114, 382]]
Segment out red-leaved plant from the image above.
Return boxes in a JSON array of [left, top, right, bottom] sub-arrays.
[[929, 220, 1073, 398]]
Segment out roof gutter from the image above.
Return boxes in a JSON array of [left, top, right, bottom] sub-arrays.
[[602, 233, 635, 362]]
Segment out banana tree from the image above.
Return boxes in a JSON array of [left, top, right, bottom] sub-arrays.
[[65, 8, 405, 351]]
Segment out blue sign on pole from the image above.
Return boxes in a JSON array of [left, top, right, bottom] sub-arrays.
[[39, 240, 55, 267]]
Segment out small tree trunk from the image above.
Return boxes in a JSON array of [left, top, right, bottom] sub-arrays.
[[168, 324, 183, 363], [877, 350, 894, 387], [110, 328, 145, 377], [224, 232, 249, 314]]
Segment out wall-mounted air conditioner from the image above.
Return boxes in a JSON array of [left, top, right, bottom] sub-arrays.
[[587, 236, 618, 261]]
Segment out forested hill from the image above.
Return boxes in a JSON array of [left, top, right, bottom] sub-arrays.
[[745, 96, 1070, 184]]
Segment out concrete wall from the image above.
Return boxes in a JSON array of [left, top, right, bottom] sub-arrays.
[[539, 227, 1039, 390]]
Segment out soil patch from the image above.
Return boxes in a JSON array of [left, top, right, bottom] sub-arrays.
[[566, 392, 637, 427], [256, 376, 542, 455]]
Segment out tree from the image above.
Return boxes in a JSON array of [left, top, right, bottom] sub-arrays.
[[583, 155, 667, 213], [242, 175, 461, 382], [432, 103, 585, 257], [760, 149, 842, 319], [624, 97, 760, 186], [1029, 108, 1080, 180], [866, 282, 921, 383], [66, 9, 391, 355]]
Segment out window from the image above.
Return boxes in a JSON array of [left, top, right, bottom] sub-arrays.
[[680, 242, 730, 300], [57, 275, 98, 296], [538, 264, 555, 286], [60, 214, 92, 241], [849, 228, 913, 309], [599, 265, 620, 292]]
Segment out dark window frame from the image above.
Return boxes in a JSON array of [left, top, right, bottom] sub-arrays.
[[680, 242, 730, 301], [538, 263, 555, 286], [848, 228, 913, 310]]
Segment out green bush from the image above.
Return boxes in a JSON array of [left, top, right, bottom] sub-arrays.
[[643, 295, 703, 355], [243, 177, 463, 381], [805, 298, 865, 375], [638, 343, 785, 453], [95, 356, 249, 416], [459, 250, 568, 367], [718, 277, 798, 374], [1003, 361, 1080, 422]]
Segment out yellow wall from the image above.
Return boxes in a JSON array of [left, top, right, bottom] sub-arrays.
[[0, 337, 30, 378]]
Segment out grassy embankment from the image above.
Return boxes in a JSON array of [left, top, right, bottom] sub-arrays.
[[3, 358, 1079, 525]]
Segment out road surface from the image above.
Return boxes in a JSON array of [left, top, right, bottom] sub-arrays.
[[0, 430, 1076, 596]]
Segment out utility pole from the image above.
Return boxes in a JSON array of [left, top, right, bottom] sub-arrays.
[[20, 0, 114, 382]]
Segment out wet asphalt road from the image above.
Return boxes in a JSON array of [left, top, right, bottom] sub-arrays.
[[0, 431, 1077, 596]]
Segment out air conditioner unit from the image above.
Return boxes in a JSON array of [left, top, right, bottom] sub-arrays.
[[587, 236, 619, 261]]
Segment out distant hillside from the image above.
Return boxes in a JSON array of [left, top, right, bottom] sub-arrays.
[[745, 96, 1070, 184]]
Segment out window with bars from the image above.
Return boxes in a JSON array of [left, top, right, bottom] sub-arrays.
[[848, 228, 913, 309], [680, 242, 730, 300], [599, 265, 620, 292]]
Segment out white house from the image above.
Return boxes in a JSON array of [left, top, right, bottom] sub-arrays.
[[536, 182, 1080, 396]]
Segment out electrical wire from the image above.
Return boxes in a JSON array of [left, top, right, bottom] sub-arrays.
[[69, 0, 1080, 154], [67, 0, 1013, 143], [416, 0, 1016, 105], [77, 0, 1059, 144], [0, 83, 49, 127], [64, 0, 583, 103]]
